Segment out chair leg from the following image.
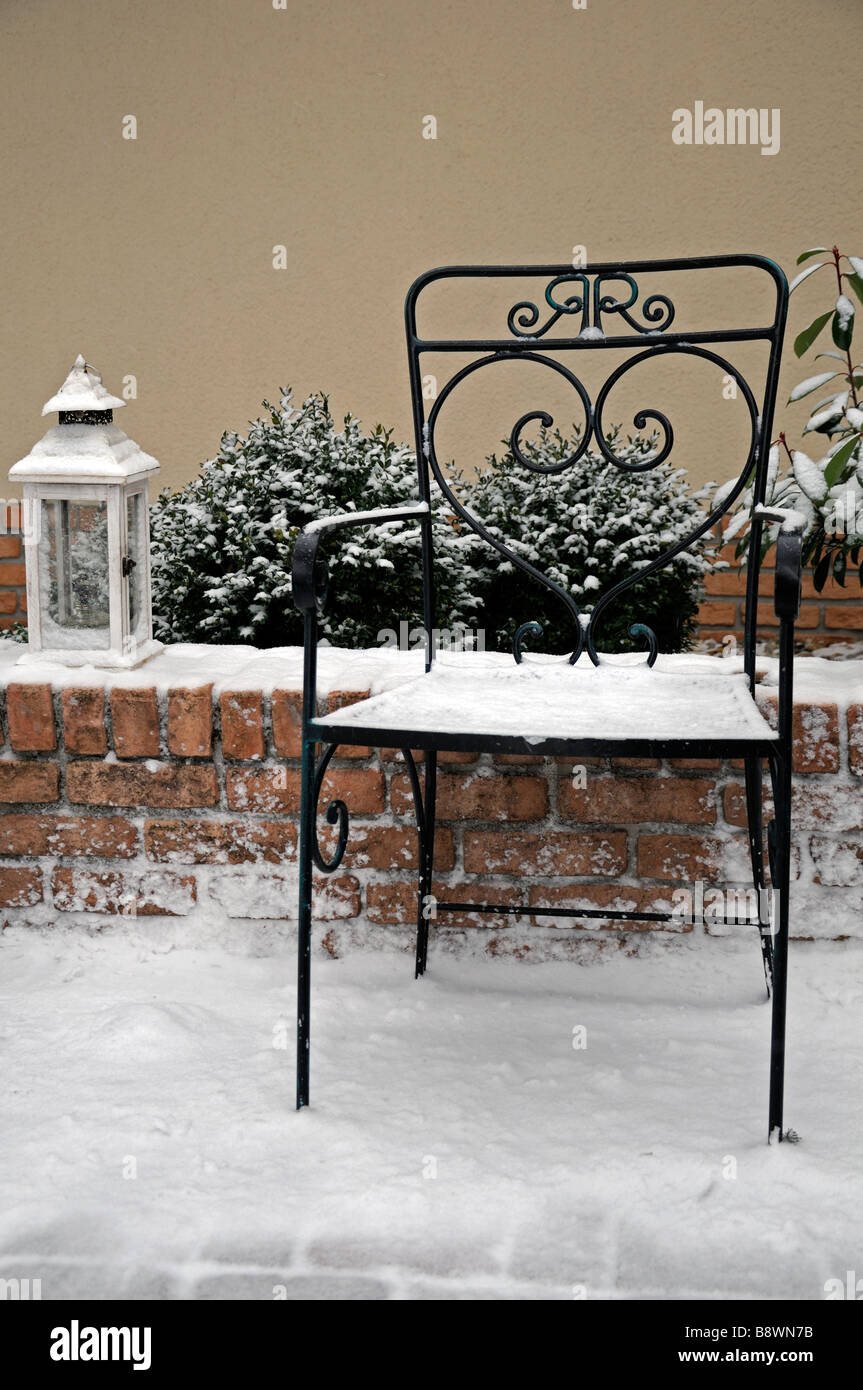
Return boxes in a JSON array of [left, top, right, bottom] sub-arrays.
[[415, 750, 437, 978], [744, 752, 773, 996], [767, 748, 792, 1142], [296, 736, 316, 1110]]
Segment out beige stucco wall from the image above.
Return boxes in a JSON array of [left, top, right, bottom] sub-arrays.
[[1, 0, 860, 498]]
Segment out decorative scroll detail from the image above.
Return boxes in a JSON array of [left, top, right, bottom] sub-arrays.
[[311, 743, 349, 872], [594, 275, 675, 335], [513, 621, 543, 664], [506, 273, 676, 341], [425, 342, 760, 669], [507, 273, 588, 339], [593, 350, 676, 472], [426, 353, 589, 664]]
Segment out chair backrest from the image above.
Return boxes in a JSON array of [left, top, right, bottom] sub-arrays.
[[404, 255, 788, 681]]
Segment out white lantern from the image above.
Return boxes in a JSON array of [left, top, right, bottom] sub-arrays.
[[9, 355, 163, 668]]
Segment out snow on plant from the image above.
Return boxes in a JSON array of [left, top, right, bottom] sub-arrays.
[[149, 391, 481, 648], [465, 424, 716, 654], [729, 244, 863, 589]]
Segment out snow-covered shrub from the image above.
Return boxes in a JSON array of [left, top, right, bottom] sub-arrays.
[[464, 424, 715, 654], [150, 391, 480, 647]]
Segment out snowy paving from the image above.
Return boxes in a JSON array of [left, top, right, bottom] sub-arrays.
[[1, 923, 861, 1301]]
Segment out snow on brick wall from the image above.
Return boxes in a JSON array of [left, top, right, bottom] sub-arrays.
[[0, 642, 861, 946]]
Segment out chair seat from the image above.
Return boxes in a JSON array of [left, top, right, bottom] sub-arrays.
[[314, 652, 777, 754]]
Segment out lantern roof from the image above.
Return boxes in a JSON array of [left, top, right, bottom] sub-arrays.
[[9, 424, 160, 484], [10, 354, 159, 486], [41, 354, 126, 416]]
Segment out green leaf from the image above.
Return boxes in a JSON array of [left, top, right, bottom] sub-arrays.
[[824, 449, 850, 488], [797, 247, 829, 264], [795, 310, 832, 358], [832, 304, 854, 352], [832, 551, 847, 586], [824, 433, 861, 477], [847, 273, 863, 307], [813, 553, 831, 590]]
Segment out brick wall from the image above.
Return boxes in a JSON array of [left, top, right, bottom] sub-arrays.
[[697, 539, 863, 650], [0, 506, 26, 630], [0, 673, 859, 944]]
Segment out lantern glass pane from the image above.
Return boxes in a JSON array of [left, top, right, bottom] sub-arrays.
[[126, 491, 147, 643], [38, 499, 110, 648]]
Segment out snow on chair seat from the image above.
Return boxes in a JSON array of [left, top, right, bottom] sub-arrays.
[[291, 256, 800, 1143], [315, 652, 777, 751]]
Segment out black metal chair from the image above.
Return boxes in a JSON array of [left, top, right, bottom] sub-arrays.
[[292, 256, 801, 1140]]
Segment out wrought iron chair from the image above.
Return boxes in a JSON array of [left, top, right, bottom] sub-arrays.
[[292, 256, 800, 1141]]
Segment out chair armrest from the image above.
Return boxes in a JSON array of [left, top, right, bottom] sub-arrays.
[[754, 505, 804, 622], [292, 502, 429, 613]]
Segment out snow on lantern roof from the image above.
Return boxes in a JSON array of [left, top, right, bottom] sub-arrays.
[[40, 354, 126, 416], [9, 422, 160, 484], [10, 354, 159, 486]]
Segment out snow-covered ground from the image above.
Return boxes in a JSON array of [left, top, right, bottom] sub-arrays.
[[1, 922, 861, 1300]]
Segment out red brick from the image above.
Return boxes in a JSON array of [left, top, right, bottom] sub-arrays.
[[825, 604, 863, 631], [144, 818, 296, 864], [667, 757, 721, 770], [722, 780, 854, 833], [381, 747, 481, 766], [463, 830, 626, 877], [609, 757, 661, 771], [167, 685, 212, 757], [366, 878, 516, 927], [326, 690, 371, 758], [801, 571, 859, 601], [722, 783, 770, 828], [220, 690, 265, 760], [560, 775, 716, 825], [52, 867, 196, 915], [316, 822, 455, 873], [0, 563, 26, 586], [703, 570, 746, 597], [849, 705, 863, 776], [61, 688, 107, 755], [6, 684, 55, 751], [226, 765, 385, 815], [0, 535, 20, 558], [0, 813, 137, 858], [0, 592, 17, 614], [697, 600, 738, 627], [492, 753, 545, 767], [0, 762, 59, 804], [529, 881, 691, 930], [756, 601, 819, 629], [111, 687, 160, 758], [637, 834, 722, 881], [67, 761, 218, 808], [0, 865, 43, 906], [271, 689, 303, 758], [755, 694, 840, 774], [391, 770, 547, 822]]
